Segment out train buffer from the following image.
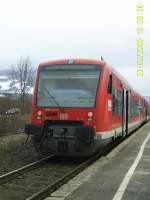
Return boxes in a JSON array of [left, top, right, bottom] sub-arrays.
[[45, 121, 150, 200]]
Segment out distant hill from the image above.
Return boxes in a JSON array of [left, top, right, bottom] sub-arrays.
[[0, 69, 11, 76]]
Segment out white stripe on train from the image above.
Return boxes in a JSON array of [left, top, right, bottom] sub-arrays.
[[96, 119, 145, 140]]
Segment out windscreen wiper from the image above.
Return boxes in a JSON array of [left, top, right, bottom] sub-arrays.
[[43, 87, 64, 112]]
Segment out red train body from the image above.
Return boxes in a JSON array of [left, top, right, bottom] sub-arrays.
[[25, 59, 149, 156]]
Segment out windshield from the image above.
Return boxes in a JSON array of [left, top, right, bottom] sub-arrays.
[[37, 64, 100, 108]]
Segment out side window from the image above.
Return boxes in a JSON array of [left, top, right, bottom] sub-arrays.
[[107, 75, 112, 95], [112, 88, 122, 116], [130, 99, 140, 116]]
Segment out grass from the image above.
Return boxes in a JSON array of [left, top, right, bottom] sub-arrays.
[[0, 114, 48, 176], [0, 114, 31, 134], [0, 133, 40, 175]]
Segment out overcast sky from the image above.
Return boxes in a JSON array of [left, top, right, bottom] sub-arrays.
[[0, 0, 149, 95]]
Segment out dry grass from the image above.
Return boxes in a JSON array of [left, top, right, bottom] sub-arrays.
[[0, 133, 27, 153], [0, 115, 47, 176], [0, 133, 40, 175], [0, 114, 31, 134]]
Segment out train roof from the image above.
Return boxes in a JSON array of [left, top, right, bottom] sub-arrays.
[[39, 58, 106, 67]]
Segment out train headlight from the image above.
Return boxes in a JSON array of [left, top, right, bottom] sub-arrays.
[[87, 112, 93, 121], [36, 110, 42, 120], [88, 112, 93, 117]]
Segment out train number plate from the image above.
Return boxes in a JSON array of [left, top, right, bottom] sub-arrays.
[[60, 113, 68, 120]]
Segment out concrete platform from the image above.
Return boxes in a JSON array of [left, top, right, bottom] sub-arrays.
[[45, 122, 150, 200]]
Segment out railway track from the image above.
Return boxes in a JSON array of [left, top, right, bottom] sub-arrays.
[[0, 131, 24, 137], [0, 137, 120, 200], [0, 123, 146, 200], [0, 154, 86, 200]]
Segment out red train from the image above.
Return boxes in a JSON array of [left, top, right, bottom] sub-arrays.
[[25, 59, 149, 156]]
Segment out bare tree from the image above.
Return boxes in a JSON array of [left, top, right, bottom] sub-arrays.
[[10, 56, 35, 113]]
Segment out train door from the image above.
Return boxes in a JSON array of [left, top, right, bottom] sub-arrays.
[[122, 88, 129, 137]]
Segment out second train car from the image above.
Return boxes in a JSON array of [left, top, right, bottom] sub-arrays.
[[25, 59, 148, 156]]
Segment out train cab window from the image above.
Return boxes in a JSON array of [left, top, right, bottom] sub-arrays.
[[107, 75, 112, 95], [37, 64, 101, 108]]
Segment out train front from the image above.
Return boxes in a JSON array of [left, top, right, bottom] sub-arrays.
[[25, 59, 101, 157]]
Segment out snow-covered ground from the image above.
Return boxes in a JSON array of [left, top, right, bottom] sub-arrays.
[[0, 74, 33, 95], [0, 75, 11, 92]]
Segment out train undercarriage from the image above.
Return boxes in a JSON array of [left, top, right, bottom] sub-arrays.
[[25, 120, 98, 157]]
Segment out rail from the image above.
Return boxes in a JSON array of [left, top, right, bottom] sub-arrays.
[[0, 130, 24, 137], [0, 123, 146, 200], [0, 139, 119, 200], [0, 155, 54, 185]]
